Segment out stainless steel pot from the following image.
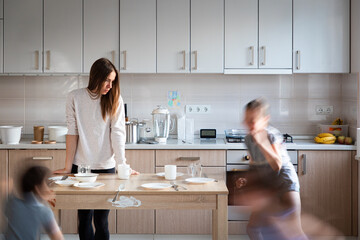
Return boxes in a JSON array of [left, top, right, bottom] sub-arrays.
[[125, 121, 139, 144]]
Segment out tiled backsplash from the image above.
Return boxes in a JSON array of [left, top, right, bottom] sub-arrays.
[[0, 73, 357, 137]]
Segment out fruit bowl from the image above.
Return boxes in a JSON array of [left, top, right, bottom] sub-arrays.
[[74, 173, 98, 183]]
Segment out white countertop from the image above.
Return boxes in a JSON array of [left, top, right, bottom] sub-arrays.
[[0, 137, 356, 151]]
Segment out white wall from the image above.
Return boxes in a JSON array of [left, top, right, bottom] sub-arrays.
[[0, 74, 355, 137]]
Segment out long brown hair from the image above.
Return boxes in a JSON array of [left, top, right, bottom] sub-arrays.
[[88, 58, 120, 121]]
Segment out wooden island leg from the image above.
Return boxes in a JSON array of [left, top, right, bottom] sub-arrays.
[[212, 194, 228, 240]]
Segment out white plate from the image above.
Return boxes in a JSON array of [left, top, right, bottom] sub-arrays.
[[185, 177, 215, 184], [55, 180, 79, 187], [141, 183, 172, 190], [73, 182, 105, 188], [156, 172, 184, 177]]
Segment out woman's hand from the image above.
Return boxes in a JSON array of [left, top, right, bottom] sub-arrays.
[[131, 169, 140, 175], [236, 178, 247, 188], [53, 168, 71, 174]]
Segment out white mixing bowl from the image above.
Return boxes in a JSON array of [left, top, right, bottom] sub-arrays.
[[0, 126, 22, 144], [74, 173, 98, 183], [48, 126, 68, 142]]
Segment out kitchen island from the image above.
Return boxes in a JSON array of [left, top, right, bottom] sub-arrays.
[[52, 173, 229, 240]]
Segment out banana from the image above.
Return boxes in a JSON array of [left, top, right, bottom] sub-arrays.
[[332, 118, 343, 125], [317, 133, 335, 138], [314, 134, 336, 144], [320, 136, 336, 142]]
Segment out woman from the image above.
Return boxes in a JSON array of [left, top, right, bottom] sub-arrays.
[[54, 58, 137, 240], [5, 166, 64, 240]]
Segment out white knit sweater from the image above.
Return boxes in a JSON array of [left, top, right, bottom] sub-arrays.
[[66, 88, 126, 169]]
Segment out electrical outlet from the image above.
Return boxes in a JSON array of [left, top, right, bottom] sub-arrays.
[[186, 105, 211, 114], [316, 105, 333, 115]]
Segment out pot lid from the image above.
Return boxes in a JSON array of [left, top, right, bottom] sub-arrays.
[[152, 105, 169, 115]]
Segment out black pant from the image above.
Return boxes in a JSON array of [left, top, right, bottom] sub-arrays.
[[71, 164, 115, 240]]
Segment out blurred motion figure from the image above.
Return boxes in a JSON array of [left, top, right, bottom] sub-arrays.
[[236, 98, 307, 240], [4, 165, 63, 240]]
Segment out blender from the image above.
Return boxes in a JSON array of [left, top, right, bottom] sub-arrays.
[[152, 106, 171, 144]]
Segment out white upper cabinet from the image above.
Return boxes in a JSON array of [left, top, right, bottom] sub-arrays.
[[44, 0, 82, 73], [293, 0, 349, 73], [84, 0, 119, 73], [225, 0, 292, 74], [120, 0, 156, 73], [259, 0, 292, 69], [0, 0, 3, 19], [157, 0, 190, 73], [225, 0, 258, 69], [4, 0, 43, 73], [157, 0, 223, 73], [191, 0, 224, 73], [0, 20, 3, 73]]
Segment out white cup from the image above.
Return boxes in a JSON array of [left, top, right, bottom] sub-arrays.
[[165, 165, 177, 180], [118, 164, 132, 180]]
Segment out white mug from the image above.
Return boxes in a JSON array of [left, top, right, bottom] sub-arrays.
[[118, 164, 132, 180], [165, 165, 177, 180]]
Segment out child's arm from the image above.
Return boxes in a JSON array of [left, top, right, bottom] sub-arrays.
[[252, 130, 282, 172]]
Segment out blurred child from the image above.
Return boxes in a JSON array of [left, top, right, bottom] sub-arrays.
[[4, 166, 63, 240], [236, 98, 307, 240]]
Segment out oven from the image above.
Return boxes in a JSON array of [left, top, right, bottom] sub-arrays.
[[226, 150, 298, 221]]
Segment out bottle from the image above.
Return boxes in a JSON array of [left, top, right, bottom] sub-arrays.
[[124, 103, 129, 122]]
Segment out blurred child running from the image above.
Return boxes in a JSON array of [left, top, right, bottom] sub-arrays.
[[236, 98, 307, 240], [4, 165, 63, 240]]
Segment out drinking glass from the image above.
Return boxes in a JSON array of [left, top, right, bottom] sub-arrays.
[[78, 164, 91, 174], [187, 163, 202, 177]]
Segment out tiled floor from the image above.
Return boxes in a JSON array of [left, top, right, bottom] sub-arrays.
[[40, 234, 357, 240]]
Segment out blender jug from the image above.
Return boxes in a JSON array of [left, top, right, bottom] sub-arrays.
[[152, 106, 170, 143]]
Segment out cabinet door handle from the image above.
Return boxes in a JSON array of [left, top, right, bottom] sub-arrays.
[[35, 50, 39, 70], [302, 154, 306, 175], [32, 156, 53, 160], [193, 50, 198, 70], [111, 50, 116, 64], [178, 157, 200, 161], [249, 46, 254, 66], [181, 50, 186, 70], [46, 50, 51, 70], [121, 50, 127, 70], [296, 50, 301, 70], [261, 46, 266, 65]]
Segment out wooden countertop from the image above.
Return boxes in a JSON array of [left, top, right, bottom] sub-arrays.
[[52, 173, 229, 195]]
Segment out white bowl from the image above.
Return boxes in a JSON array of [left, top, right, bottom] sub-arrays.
[[74, 173, 98, 183], [48, 126, 68, 142], [0, 126, 22, 144], [55, 179, 79, 187]]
